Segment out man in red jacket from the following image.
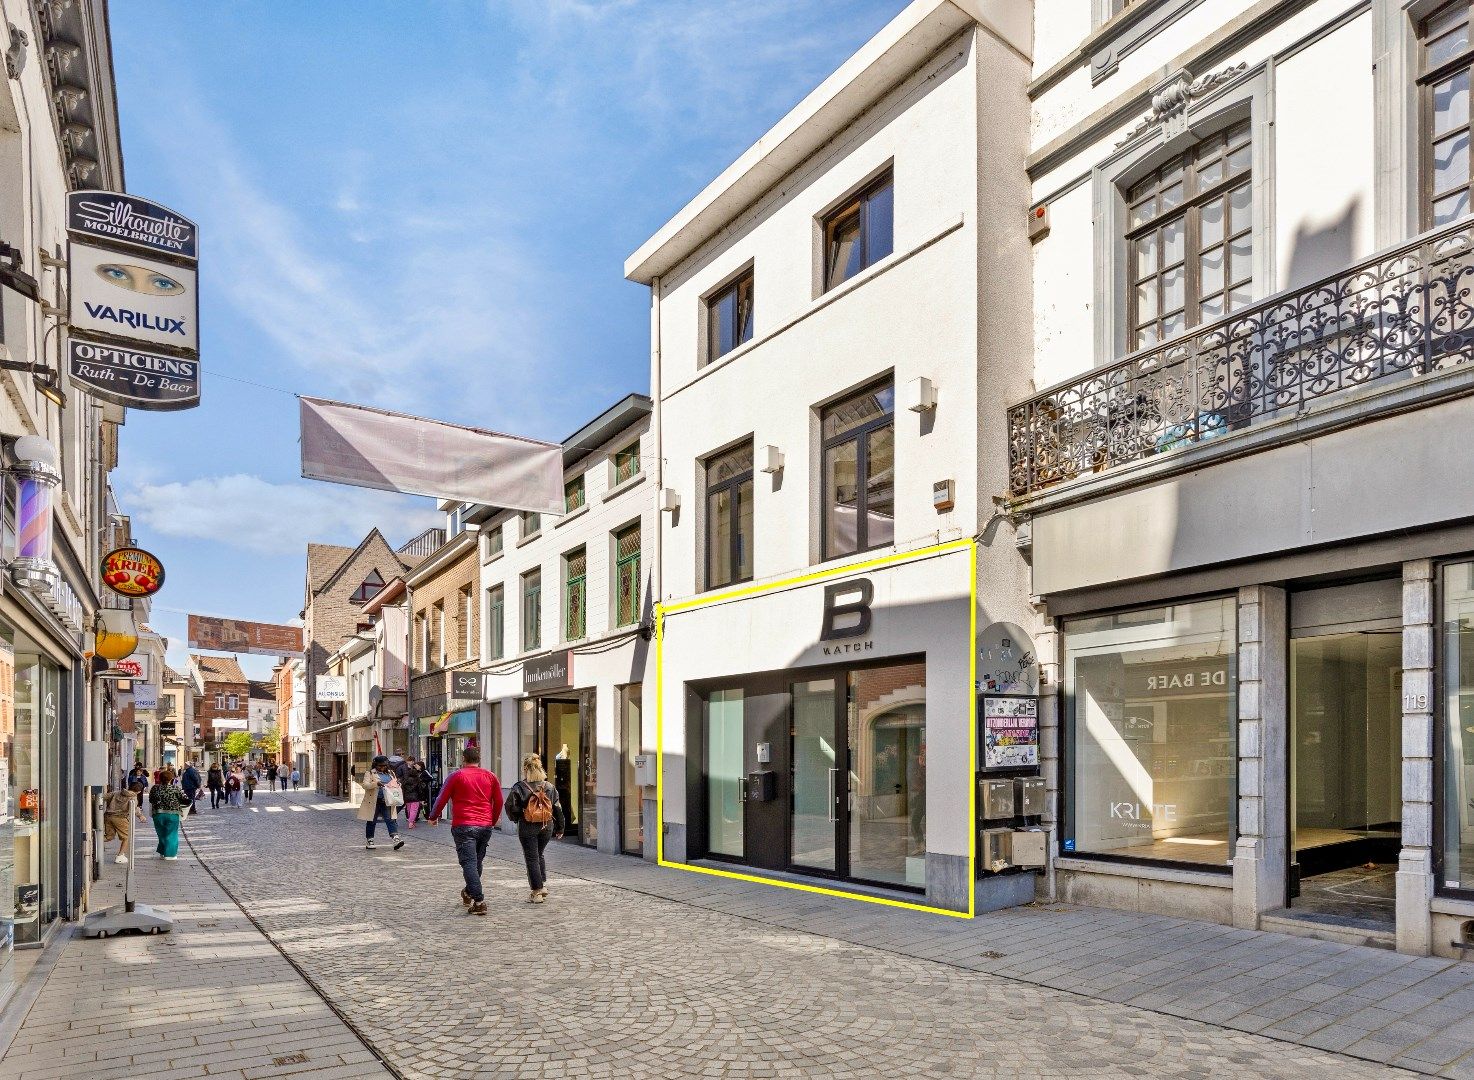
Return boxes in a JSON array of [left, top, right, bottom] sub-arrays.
[[428, 746, 504, 916]]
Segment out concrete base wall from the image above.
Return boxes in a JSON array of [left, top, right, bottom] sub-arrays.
[[977, 872, 1037, 913], [663, 822, 687, 864], [927, 853, 971, 913], [1058, 867, 1234, 924], [596, 796, 621, 855], [643, 798, 658, 861]]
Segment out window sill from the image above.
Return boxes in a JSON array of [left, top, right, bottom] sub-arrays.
[[603, 471, 646, 503], [516, 531, 543, 548], [481, 547, 504, 566], [554, 505, 589, 530]]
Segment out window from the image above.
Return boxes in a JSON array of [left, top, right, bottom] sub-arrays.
[[1443, 561, 1474, 891], [226, 694, 239, 711], [565, 476, 586, 513], [415, 613, 428, 668], [1422, 3, 1474, 227], [1127, 121, 1252, 349], [823, 171, 894, 291], [214, 693, 225, 710], [435, 602, 446, 668], [614, 523, 641, 627], [1063, 597, 1237, 866], [706, 268, 754, 362], [520, 510, 541, 539], [704, 442, 754, 589], [483, 525, 504, 560], [349, 569, 386, 606], [459, 586, 474, 659], [821, 380, 895, 559], [564, 547, 587, 641], [613, 440, 641, 485], [486, 584, 505, 661], [522, 569, 542, 651]]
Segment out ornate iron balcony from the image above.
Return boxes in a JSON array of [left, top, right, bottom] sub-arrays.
[[1007, 218, 1474, 497]]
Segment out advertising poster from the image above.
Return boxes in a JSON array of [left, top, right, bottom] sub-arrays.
[[982, 695, 1039, 769], [68, 239, 198, 353], [188, 615, 303, 657]]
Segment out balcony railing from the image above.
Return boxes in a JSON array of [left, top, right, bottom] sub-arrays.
[[1007, 218, 1474, 498]]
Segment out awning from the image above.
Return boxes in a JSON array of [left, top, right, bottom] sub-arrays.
[[418, 709, 477, 737]]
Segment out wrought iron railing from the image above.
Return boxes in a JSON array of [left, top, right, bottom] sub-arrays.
[[1007, 218, 1474, 497]]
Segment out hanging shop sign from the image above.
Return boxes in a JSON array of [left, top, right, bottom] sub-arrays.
[[114, 655, 150, 681], [523, 651, 573, 693], [978, 621, 1039, 695], [101, 546, 165, 598], [68, 340, 199, 411], [65, 190, 200, 412], [980, 694, 1039, 770], [450, 671, 485, 702], [315, 675, 347, 703], [133, 682, 159, 710]]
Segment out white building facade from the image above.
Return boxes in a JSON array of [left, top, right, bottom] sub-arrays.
[[627, 0, 1034, 914], [1013, 0, 1474, 954]]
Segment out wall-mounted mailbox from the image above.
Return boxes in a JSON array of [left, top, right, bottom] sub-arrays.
[[981, 827, 1013, 872], [1016, 776, 1046, 818], [633, 755, 657, 788], [982, 777, 1015, 821], [748, 770, 777, 802], [1011, 829, 1047, 867]]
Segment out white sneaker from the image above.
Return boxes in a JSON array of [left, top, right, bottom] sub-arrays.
[[163, 856, 177, 861], [365, 839, 375, 849], [114, 854, 128, 865]]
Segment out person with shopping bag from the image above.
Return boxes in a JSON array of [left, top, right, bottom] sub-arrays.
[[358, 754, 405, 851], [147, 768, 188, 860]]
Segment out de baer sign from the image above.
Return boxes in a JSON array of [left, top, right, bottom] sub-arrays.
[[65, 192, 200, 411]]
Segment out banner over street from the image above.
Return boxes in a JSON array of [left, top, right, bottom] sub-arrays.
[[188, 615, 303, 657], [299, 396, 563, 514]]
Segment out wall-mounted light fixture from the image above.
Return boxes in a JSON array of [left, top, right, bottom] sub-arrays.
[[902, 376, 937, 413], [659, 488, 681, 513], [759, 445, 784, 474], [9, 435, 60, 592], [0, 360, 66, 408]]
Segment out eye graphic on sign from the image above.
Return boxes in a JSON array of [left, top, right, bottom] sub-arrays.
[[95, 263, 186, 297]]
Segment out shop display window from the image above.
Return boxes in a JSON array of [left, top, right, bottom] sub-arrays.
[[1063, 597, 1237, 867], [1442, 561, 1474, 890]]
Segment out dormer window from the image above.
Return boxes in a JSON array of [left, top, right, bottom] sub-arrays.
[[350, 569, 386, 606]]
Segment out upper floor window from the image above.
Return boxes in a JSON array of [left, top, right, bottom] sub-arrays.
[[564, 547, 587, 641], [522, 568, 542, 651], [459, 585, 474, 659], [824, 171, 894, 291], [214, 693, 225, 710], [565, 476, 586, 514], [483, 525, 504, 560], [416, 613, 428, 668], [226, 694, 239, 711], [822, 379, 895, 559], [486, 584, 505, 661], [349, 569, 385, 606], [520, 510, 541, 539], [613, 440, 641, 485], [1422, 2, 1474, 227], [614, 522, 641, 627], [1127, 120, 1251, 350], [706, 268, 755, 363], [705, 442, 754, 589], [435, 601, 447, 668]]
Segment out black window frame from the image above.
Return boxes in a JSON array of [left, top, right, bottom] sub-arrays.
[[820, 378, 895, 560], [1420, 1, 1474, 230], [705, 267, 755, 364], [822, 170, 895, 292], [704, 441, 754, 590]]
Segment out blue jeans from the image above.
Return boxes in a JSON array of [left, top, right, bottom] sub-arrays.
[[452, 825, 493, 902], [364, 799, 399, 839]]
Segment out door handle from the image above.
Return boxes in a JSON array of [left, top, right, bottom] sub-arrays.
[[740, 777, 749, 802], [828, 767, 838, 823]]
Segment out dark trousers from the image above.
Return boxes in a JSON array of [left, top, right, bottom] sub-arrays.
[[183, 788, 199, 815], [452, 825, 493, 902], [279, 779, 288, 791], [364, 800, 398, 839], [518, 827, 551, 892], [209, 787, 222, 808]]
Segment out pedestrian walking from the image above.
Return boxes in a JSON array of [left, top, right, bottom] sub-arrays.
[[504, 753, 563, 905], [357, 755, 405, 851], [427, 746, 503, 916], [206, 763, 224, 809], [226, 766, 244, 809], [277, 762, 290, 791], [244, 769, 257, 803], [104, 781, 146, 864], [290, 766, 300, 790], [180, 759, 202, 816], [147, 768, 187, 860], [402, 761, 431, 829]]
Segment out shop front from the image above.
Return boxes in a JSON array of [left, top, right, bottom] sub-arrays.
[[658, 542, 974, 913], [418, 708, 481, 784]]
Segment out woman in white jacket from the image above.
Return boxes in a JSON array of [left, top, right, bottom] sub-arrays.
[[357, 754, 405, 851]]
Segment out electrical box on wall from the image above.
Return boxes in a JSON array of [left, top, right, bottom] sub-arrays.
[[748, 770, 777, 802], [933, 480, 954, 512], [1011, 829, 1047, 868], [981, 777, 1015, 821], [1016, 776, 1046, 818], [633, 754, 657, 788]]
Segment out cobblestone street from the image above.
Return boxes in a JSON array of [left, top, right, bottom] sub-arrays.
[[131, 789, 1417, 1080]]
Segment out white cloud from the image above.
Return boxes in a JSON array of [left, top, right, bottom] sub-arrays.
[[126, 474, 441, 556]]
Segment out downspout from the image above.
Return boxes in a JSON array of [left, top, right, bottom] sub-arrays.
[[649, 276, 663, 861]]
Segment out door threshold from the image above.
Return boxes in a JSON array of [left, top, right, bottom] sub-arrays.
[[689, 860, 925, 905], [1262, 907, 1395, 949]]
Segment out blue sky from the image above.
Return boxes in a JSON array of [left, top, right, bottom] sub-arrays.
[[109, 0, 902, 677]]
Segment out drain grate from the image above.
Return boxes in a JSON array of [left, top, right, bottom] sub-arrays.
[[272, 1053, 309, 1066]]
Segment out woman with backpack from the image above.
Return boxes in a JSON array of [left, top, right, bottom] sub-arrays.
[[244, 768, 257, 803], [206, 763, 225, 809], [505, 753, 564, 904], [357, 754, 405, 851]]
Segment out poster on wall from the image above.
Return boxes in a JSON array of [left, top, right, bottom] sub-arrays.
[[981, 694, 1039, 769]]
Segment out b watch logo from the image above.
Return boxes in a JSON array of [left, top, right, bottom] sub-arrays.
[[820, 578, 873, 641]]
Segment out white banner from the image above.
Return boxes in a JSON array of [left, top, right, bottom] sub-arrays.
[[316, 675, 347, 703], [299, 397, 563, 515]]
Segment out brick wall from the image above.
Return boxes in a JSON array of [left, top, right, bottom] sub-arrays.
[[197, 679, 248, 745], [304, 534, 405, 732], [409, 540, 479, 676]]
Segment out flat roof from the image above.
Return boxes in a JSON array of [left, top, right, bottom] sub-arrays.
[[624, 0, 1027, 284]]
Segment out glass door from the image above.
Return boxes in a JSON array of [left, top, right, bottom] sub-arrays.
[[790, 679, 838, 873], [847, 662, 927, 889], [542, 699, 583, 843], [706, 690, 744, 858], [620, 686, 643, 855]]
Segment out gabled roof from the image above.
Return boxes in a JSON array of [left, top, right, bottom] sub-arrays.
[[307, 543, 354, 595], [192, 654, 246, 684], [312, 528, 418, 601], [247, 680, 275, 701]]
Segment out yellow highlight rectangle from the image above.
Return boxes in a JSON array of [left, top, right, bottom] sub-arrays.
[[654, 539, 977, 919]]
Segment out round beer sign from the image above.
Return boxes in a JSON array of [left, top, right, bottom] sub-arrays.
[[101, 547, 165, 598]]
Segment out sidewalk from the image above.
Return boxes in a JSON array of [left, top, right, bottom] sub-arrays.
[[0, 812, 394, 1080], [374, 793, 1474, 1076]]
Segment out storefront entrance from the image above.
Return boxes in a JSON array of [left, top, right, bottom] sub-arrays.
[[530, 694, 595, 847], [702, 658, 926, 891], [1289, 581, 1403, 928]]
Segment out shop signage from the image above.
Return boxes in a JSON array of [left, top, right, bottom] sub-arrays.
[[114, 655, 149, 680], [68, 340, 199, 411], [524, 651, 572, 693], [67, 192, 198, 259], [188, 615, 304, 656], [1124, 656, 1229, 698], [133, 682, 158, 710], [450, 671, 485, 702], [820, 578, 873, 641], [981, 695, 1038, 769], [101, 546, 165, 598], [315, 675, 347, 703], [979, 622, 1038, 694], [68, 239, 198, 352]]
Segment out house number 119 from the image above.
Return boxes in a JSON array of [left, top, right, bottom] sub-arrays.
[[1404, 692, 1429, 711]]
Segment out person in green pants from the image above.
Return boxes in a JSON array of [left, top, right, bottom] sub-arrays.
[[147, 767, 188, 860]]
